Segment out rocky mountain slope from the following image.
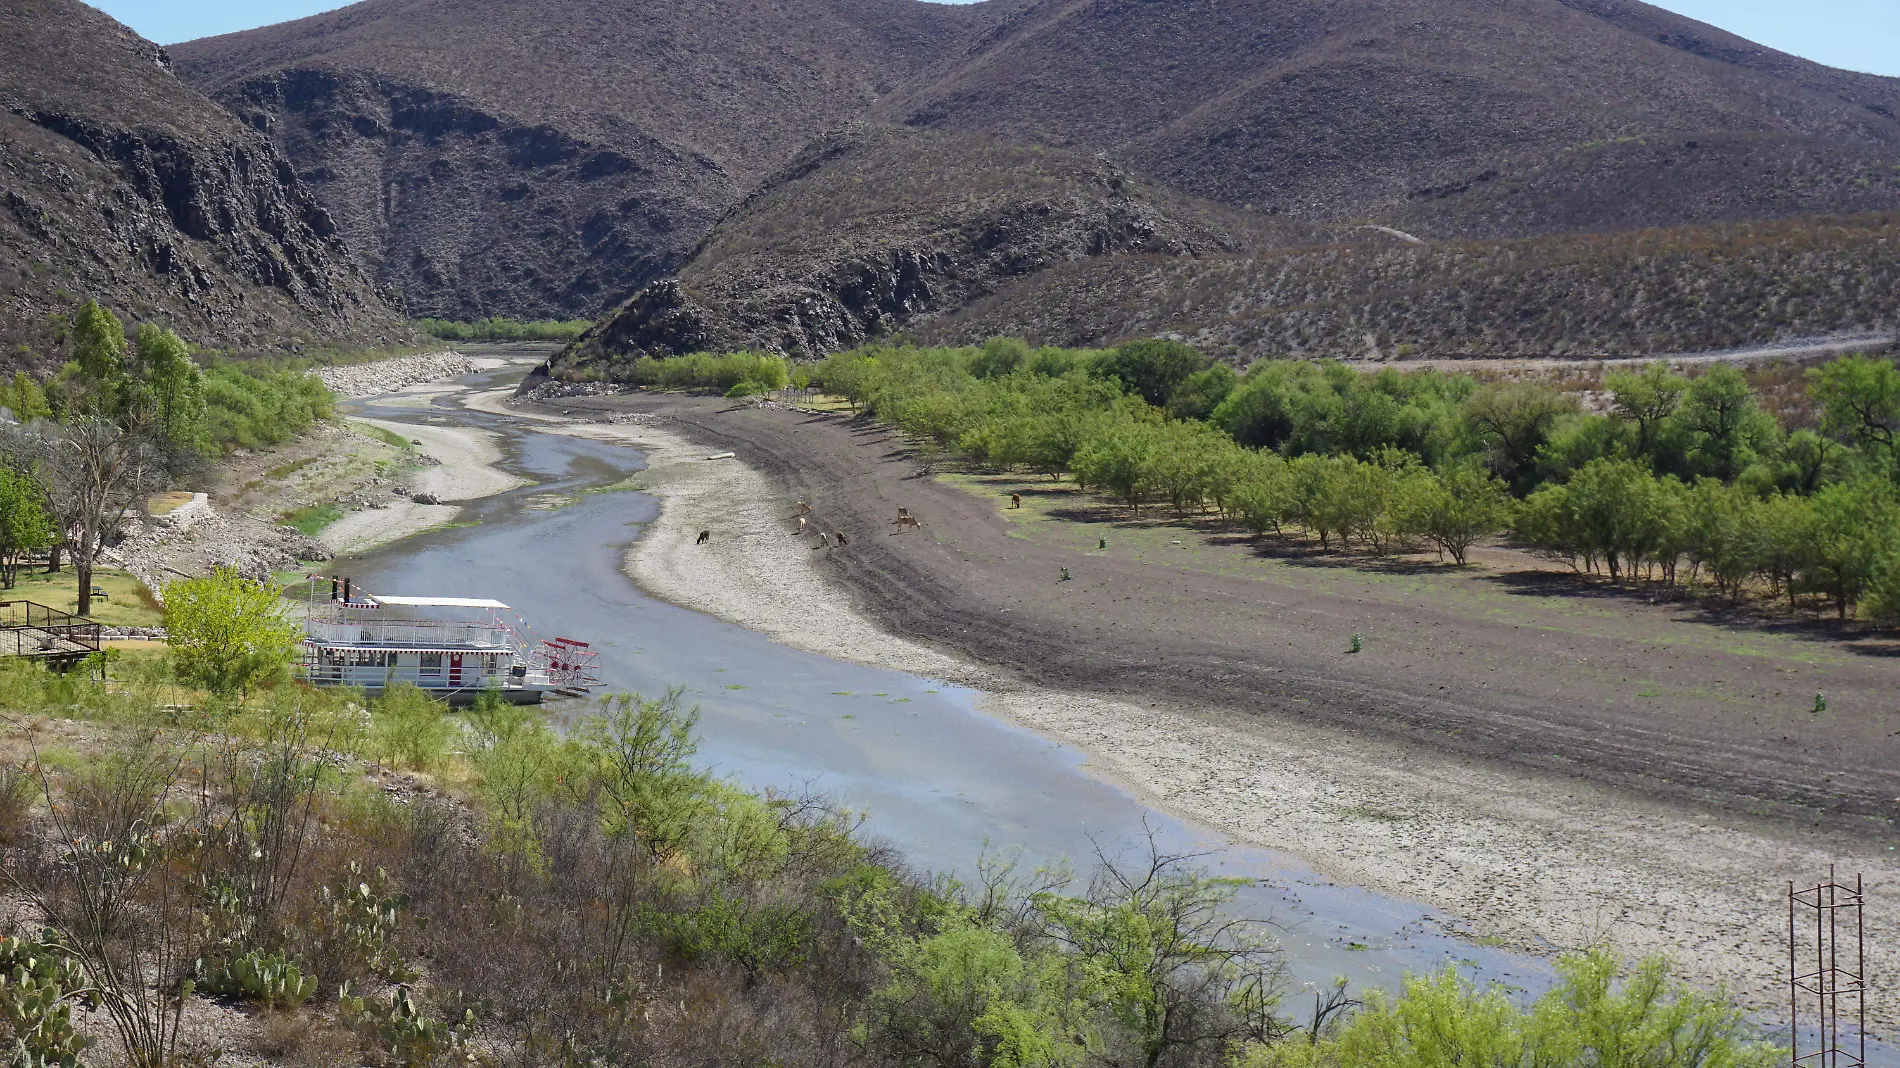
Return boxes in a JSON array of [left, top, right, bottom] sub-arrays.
[[171, 0, 1016, 320], [0, 0, 408, 359], [871, 0, 1900, 238], [549, 125, 1331, 369], [916, 212, 1900, 360], [170, 0, 1900, 369]]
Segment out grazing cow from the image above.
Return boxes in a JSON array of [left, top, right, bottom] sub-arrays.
[[1010, 492, 1022, 509], [814, 531, 834, 550], [795, 516, 808, 534], [835, 531, 849, 546], [793, 500, 813, 518], [696, 530, 711, 545], [891, 513, 922, 533]]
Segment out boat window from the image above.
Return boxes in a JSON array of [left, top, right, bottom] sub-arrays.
[[349, 649, 388, 667], [419, 652, 443, 677]]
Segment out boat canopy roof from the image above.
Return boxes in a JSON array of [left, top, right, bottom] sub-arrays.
[[369, 596, 511, 609]]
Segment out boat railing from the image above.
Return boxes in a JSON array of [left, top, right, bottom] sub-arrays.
[[304, 618, 521, 650]]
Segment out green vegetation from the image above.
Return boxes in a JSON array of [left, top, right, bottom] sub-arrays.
[[749, 338, 1900, 623], [200, 362, 335, 452], [3, 567, 163, 629], [282, 503, 344, 536], [161, 567, 302, 697], [0, 665, 1775, 1067], [416, 317, 591, 342], [0, 467, 52, 588], [617, 349, 793, 393], [1243, 952, 1770, 1068], [352, 421, 418, 451]]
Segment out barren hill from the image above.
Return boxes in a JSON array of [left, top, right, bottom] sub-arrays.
[[0, 0, 407, 358], [915, 212, 1900, 360], [171, 0, 1900, 355], [549, 124, 1322, 370], [171, 0, 1013, 320], [873, 0, 1900, 237]]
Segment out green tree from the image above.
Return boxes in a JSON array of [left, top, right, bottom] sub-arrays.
[[1091, 339, 1210, 408], [1244, 949, 1775, 1068], [573, 688, 712, 861], [1605, 362, 1688, 462], [1809, 354, 1900, 477], [370, 683, 457, 772], [163, 567, 301, 696], [1680, 479, 1763, 600], [0, 466, 53, 588], [128, 324, 207, 458], [0, 371, 51, 421], [1794, 479, 1900, 619], [1074, 422, 1162, 513], [1672, 366, 1780, 482], [972, 337, 1032, 380], [1397, 463, 1511, 566], [1035, 843, 1288, 1068], [1165, 364, 1237, 422], [1229, 452, 1294, 537], [60, 300, 129, 417], [1464, 381, 1577, 494]]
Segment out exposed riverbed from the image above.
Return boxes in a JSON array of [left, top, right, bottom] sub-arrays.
[[337, 365, 1887, 1057], [340, 368, 1560, 1005]]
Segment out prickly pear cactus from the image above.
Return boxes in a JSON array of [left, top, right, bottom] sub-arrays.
[[0, 931, 94, 1068]]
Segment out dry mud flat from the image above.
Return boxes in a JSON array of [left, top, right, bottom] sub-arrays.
[[535, 393, 1900, 1034]]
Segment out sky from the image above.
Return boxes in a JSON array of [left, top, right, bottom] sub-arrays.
[[93, 0, 1900, 78]]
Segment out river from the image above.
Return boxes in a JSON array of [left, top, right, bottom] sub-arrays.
[[344, 365, 1570, 1011]]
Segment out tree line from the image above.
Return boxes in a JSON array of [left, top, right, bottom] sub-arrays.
[[0, 300, 337, 613], [416, 317, 592, 342], [0, 646, 1775, 1068], [792, 337, 1900, 623]]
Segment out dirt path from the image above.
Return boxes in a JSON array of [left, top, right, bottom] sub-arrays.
[[527, 393, 1900, 1032]]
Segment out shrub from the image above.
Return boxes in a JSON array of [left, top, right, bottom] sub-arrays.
[[163, 567, 301, 697], [1397, 463, 1512, 565], [201, 364, 334, 452], [369, 684, 457, 773]]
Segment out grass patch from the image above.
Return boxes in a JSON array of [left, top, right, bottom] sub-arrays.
[[352, 421, 418, 451], [2, 567, 164, 627], [283, 504, 345, 536], [267, 456, 320, 480], [145, 491, 196, 516]]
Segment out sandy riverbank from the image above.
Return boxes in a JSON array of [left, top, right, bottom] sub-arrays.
[[318, 413, 527, 557], [551, 410, 1900, 1034]]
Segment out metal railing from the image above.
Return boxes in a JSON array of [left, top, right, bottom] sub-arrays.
[[304, 618, 520, 651], [0, 600, 101, 659]]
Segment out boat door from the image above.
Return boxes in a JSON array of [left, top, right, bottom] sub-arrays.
[[449, 653, 463, 687]]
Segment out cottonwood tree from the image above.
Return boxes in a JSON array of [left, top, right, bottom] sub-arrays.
[[21, 304, 203, 610], [10, 415, 166, 616], [0, 466, 53, 588]]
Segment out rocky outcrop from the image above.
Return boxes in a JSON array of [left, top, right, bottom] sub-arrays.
[[0, 0, 410, 358], [203, 69, 727, 320], [172, 0, 1005, 320], [548, 126, 1245, 373]]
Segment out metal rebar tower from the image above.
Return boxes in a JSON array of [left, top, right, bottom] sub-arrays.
[[1790, 867, 1866, 1068]]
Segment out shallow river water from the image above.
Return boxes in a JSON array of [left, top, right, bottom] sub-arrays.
[[340, 369, 1637, 1016]]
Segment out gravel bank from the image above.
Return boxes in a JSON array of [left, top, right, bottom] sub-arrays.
[[318, 352, 478, 397]]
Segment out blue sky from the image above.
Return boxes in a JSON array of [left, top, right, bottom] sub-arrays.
[[96, 0, 1900, 78]]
